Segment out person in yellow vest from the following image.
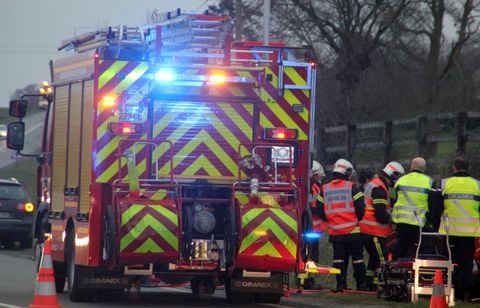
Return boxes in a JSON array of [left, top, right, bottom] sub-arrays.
[[360, 161, 405, 290], [316, 158, 367, 292], [436, 157, 480, 302], [391, 157, 436, 259]]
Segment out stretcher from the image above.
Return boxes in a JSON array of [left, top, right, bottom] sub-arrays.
[[376, 217, 455, 306]]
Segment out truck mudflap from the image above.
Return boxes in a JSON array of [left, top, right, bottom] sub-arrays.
[[229, 273, 284, 294], [235, 202, 298, 272], [117, 197, 180, 264]]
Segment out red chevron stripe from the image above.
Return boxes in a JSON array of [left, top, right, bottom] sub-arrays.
[[240, 230, 296, 257], [97, 61, 139, 97], [121, 227, 178, 252], [261, 81, 309, 133], [241, 208, 297, 234], [152, 101, 253, 144], [120, 206, 178, 230], [160, 143, 233, 176]]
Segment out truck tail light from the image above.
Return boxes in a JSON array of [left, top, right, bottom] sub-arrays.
[[264, 128, 298, 140], [109, 122, 144, 135], [17, 202, 35, 213]]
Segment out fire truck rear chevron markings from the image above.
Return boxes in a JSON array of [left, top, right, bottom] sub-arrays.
[[98, 61, 129, 90], [239, 217, 297, 257], [120, 214, 178, 251], [135, 238, 164, 253], [242, 208, 297, 231], [157, 130, 239, 176]]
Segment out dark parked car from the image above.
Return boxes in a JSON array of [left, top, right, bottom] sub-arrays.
[[0, 178, 34, 248]]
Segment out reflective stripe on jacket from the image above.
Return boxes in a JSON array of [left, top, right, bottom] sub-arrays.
[[392, 172, 432, 226], [323, 180, 359, 236], [360, 177, 392, 237], [439, 176, 480, 237]]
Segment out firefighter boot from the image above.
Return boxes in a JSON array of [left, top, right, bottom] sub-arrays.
[[353, 259, 368, 291]]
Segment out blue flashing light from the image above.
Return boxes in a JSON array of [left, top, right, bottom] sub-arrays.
[[155, 69, 175, 82], [304, 232, 322, 240]]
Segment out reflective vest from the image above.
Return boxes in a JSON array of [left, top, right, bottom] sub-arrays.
[[323, 180, 359, 236], [359, 177, 393, 237], [439, 176, 480, 237], [392, 172, 432, 226], [311, 182, 327, 232]]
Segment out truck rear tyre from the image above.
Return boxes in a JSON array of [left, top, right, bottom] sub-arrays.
[[103, 205, 116, 260], [66, 229, 93, 302]]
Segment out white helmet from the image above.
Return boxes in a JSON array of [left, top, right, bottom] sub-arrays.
[[312, 160, 325, 177], [332, 158, 355, 178], [382, 161, 405, 182]]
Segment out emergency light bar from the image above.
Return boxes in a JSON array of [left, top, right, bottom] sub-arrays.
[[153, 69, 256, 85], [109, 122, 144, 135], [264, 128, 298, 140]]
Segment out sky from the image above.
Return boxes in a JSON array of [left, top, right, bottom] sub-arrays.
[[0, 0, 216, 107]]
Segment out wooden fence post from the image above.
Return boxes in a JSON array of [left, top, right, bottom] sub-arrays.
[[383, 121, 392, 165], [347, 124, 356, 161], [416, 115, 427, 156]]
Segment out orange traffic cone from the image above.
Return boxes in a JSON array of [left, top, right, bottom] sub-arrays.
[[429, 269, 447, 308], [30, 238, 61, 308]]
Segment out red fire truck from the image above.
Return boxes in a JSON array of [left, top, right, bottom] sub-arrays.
[[7, 9, 318, 303]]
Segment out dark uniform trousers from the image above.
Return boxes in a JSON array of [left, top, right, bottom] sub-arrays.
[[362, 234, 388, 288], [332, 238, 366, 290]]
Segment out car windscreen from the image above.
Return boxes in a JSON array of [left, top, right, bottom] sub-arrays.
[[0, 185, 27, 200]]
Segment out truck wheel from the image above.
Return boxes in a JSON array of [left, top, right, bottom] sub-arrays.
[[181, 206, 192, 260], [66, 229, 92, 302], [190, 277, 216, 298], [53, 261, 66, 293], [254, 293, 282, 304], [103, 205, 116, 260]]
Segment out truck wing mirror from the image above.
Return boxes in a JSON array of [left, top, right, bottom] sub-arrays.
[[9, 99, 28, 118], [7, 122, 25, 151]]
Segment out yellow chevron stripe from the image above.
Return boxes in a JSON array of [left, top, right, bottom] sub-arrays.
[[113, 63, 149, 93], [120, 213, 178, 251], [239, 217, 296, 257], [135, 238, 164, 253], [97, 143, 147, 183], [253, 241, 281, 257], [261, 88, 307, 140], [283, 67, 307, 86], [158, 130, 237, 176], [283, 89, 309, 123], [184, 155, 221, 176], [220, 103, 253, 139], [99, 61, 128, 90]]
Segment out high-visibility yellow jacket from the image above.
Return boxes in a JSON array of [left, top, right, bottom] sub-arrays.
[[392, 171, 432, 226], [439, 176, 480, 237]]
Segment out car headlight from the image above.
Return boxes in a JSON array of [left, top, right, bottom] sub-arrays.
[[193, 210, 216, 234]]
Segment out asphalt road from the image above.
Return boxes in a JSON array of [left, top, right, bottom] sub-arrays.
[[0, 246, 341, 308]]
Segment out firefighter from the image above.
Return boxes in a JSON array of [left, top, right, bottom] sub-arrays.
[[303, 160, 326, 289], [316, 158, 367, 292], [391, 157, 436, 259], [359, 161, 405, 290], [435, 157, 480, 302]]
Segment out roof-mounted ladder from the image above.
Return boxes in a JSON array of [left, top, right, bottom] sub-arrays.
[[58, 8, 233, 65]]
